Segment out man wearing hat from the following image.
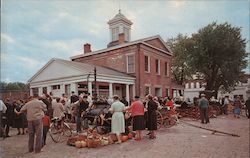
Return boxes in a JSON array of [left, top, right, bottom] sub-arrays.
[[198, 94, 209, 124]]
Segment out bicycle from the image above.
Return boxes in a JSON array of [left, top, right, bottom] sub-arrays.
[[49, 117, 73, 143], [156, 107, 178, 128]]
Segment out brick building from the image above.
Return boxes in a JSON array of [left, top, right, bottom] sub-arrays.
[[28, 11, 182, 102]]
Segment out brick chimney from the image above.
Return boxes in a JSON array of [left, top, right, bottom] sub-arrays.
[[83, 43, 91, 53], [118, 33, 125, 44]]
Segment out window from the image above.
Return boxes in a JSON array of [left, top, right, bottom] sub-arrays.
[[145, 55, 150, 72], [156, 59, 160, 75], [165, 88, 169, 97], [52, 85, 60, 90], [190, 83, 194, 89], [99, 85, 109, 89], [155, 87, 162, 97], [145, 86, 150, 95], [127, 54, 135, 73], [165, 62, 170, 77], [42, 87, 47, 94], [32, 88, 38, 96], [123, 27, 129, 41], [112, 27, 119, 41]]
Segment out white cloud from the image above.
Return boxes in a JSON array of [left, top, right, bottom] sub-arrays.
[[18, 56, 41, 68], [1, 33, 15, 44]]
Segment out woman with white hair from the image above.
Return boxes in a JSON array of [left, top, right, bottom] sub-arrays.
[[109, 95, 125, 143]]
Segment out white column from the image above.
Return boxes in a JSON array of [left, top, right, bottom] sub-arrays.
[[38, 87, 43, 96], [30, 88, 33, 96], [70, 83, 78, 95], [47, 86, 51, 94], [132, 84, 135, 98], [88, 81, 93, 97], [109, 83, 113, 99], [126, 84, 130, 104]]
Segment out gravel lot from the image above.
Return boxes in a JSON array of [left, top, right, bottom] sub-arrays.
[[0, 114, 249, 158]]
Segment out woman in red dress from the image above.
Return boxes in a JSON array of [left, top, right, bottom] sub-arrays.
[[126, 96, 145, 140]]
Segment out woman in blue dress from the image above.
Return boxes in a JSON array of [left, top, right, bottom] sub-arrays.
[[109, 95, 125, 143], [234, 96, 242, 118]]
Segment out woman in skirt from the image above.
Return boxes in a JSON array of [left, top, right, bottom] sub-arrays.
[[146, 94, 158, 139], [126, 96, 145, 141]]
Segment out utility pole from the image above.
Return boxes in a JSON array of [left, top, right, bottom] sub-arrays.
[[87, 73, 90, 93], [94, 67, 97, 94]]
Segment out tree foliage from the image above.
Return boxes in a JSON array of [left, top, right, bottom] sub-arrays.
[[167, 34, 194, 85], [168, 22, 247, 94], [0, 82, 29, 91], [191, 22, 247, 92]]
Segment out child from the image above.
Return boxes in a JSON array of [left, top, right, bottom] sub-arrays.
[[42, 112, 51, 146]]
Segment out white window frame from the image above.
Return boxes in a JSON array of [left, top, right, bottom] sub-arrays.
[[165, 88, 169, 97], [156, 59, 160, 75], [126, 53, 135, 73], [145, 55, 150, 73], [165, 62, 170, 77]]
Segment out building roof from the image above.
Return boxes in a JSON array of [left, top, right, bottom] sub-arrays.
[[70, 35, 173, 60], [107, 10, 133, 25], [28, 58, 135, 83]]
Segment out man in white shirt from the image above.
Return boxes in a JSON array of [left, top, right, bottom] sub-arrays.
[[0, 100, 7, 137], [18, 94, 47, 153], [0, 100, 7, 113]]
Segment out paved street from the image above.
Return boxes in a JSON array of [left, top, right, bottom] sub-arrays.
[[0, 114, 249, 158]]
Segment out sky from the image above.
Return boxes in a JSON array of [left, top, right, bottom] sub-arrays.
[[1, 0, 249, 83]]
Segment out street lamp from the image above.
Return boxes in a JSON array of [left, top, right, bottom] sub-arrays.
[[86, 67, 97, 95]]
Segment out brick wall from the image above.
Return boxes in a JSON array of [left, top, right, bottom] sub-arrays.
[[139, 44, 172, 97], [73, 45, 138, 74], [73, 40, 173, 97]]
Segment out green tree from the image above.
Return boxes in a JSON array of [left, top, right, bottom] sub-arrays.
[[167, 34, 194, 85], [189, 22, 247, 94], [0, 81, 29, 91]]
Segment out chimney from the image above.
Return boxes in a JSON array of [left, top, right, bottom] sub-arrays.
[[118, 33, 125, 44], [83, 43, 91, 53]]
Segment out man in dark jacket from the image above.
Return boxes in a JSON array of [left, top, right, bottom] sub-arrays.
[[70, 91, 79, 104], [198, 94, 209, 124], [75, 95, 89, 132], [121, 96, 129, 106], [245, 96, 250, 119], [3, 99, 14, 137]]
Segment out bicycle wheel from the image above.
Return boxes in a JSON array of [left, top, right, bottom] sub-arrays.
[[63, 122, 72, 137], [156, 110, 163, 129], [49, 123, 61, 143]]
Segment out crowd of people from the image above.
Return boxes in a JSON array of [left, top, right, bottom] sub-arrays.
[[0, 91, 250, 154]]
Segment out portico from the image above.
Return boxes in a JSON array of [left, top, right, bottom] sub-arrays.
[[28, 58, 135, 102]]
